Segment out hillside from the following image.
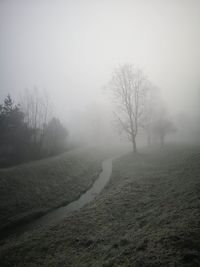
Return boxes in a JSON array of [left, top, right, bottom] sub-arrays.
[[0, 147, 106, 232], [0, 145, 200, 266]]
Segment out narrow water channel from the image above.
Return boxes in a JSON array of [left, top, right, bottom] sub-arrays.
[[2, 157, 115, 239], [27, 157, 113, 228]]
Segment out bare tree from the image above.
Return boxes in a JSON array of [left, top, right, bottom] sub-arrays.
[[143, 89, 176, 148], [20, 87, 52, 147], [108, 64, 148, 153], [153, 108, 176, 147], [142, 85, 161, 146], [43, 117, 68, 155]]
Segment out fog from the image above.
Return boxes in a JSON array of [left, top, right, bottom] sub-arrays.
[[1, 0, 200, 144]]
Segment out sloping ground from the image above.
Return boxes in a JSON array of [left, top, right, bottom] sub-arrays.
[[0, 147, 106, 231], [0, 145, 200, 267]]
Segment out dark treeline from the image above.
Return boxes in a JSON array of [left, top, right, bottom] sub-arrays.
[[0, 94, 68, 167]]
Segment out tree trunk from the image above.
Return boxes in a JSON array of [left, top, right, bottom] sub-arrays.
[[132, 136, 137, 153]]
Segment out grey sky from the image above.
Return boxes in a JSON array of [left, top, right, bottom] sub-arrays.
[[0, 0, 200, 119]]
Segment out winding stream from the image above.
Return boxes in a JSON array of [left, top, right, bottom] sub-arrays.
[[27, 157, 113, 228], [2, 156, 115, 239]]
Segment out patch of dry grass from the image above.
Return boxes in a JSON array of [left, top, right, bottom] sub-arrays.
[[0, 145, 200, 267], [0, 147, 105, 232]]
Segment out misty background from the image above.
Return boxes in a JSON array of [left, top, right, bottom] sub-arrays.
[[0, 0, 200, 144]]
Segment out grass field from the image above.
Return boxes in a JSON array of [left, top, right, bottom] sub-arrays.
[[0, 147, 107, 232], [0, 144, 199, 266]]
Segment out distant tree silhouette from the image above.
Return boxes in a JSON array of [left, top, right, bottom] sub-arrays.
[[108, 64, 149, 153], [43, 117, 68, 155], [0, 94, 68, 167], [20, 87, 52, 149], [153, 117, 176, 147], [0, 95, 31, 166]]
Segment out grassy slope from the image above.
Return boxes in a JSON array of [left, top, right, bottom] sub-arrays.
[[0, 147, 107, 231], [0, 145, 200, 266]]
